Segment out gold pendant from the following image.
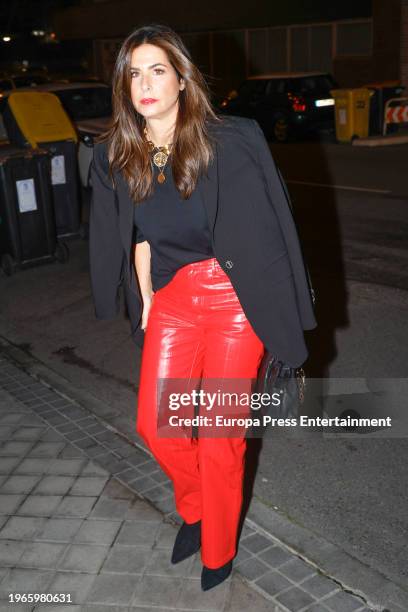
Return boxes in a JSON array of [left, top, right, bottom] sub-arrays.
[[157, 172, 166, 184], [153, 151, 168, 167]]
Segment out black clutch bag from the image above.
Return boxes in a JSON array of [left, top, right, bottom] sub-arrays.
[[255, 353, 306, 421]]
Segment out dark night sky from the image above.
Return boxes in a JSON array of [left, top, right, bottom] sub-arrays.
[[0, 0, 372, 34]]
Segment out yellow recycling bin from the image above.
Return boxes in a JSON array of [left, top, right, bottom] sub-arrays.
[[7, 91, 77, 148], [330, 88, 374, 142]]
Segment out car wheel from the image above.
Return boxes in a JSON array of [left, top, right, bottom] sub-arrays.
[[271, 115, 290, 143]]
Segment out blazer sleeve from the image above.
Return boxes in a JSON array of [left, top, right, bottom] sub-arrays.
[[89, 142, 124, 320], [249, 119, 317, 330]]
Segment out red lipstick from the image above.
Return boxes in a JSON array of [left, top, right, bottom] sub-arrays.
[[141, 98, 158, 105]]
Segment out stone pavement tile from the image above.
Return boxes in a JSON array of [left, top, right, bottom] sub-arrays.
[[301, 573, 340, 598], [126, 449, 153, 468], [17, 494, 63, 516], [127, 475, 158, 493], [149, 469, 169, 484], [303, 604, 332, 611], [81, 461, 110, 477], [34, 606, 82, 612], [0, 568, 55, 600], [101, 478, 135, 501], [116, 520, 161, 547], [131, 575, 182, 607], [235, 557, 270, 582], [188, 552, 205, 578], [101, 545, 152, 574], [176, 575, 230, 610], [32, 475, 75, 496], [225, 574, 283, 612], [18, 542, 67, 569], [27, 442, 65, 457], [0, 426, 14, 439], [0, 456, 21, 473], [278, 557, 317, 582], [69, 476, 109, 497], [276, 586, 316, 611], [46, 458, 87, 475], [0, 494, 24, 515], [0, 516, 46, 540], [40, 429, 66, 442], [59, 445, 86, 459], [136, 459, 158, 476], [149, 495, 175, 516], [234, 545, 253, 566], [53, 496, 98, 518], [59, 544, 110, 573], [89, 497, 132, 520], [73, 519, 121, 546], [144, 548, 193, 577], [15, 415, 45, 428], [0, 474, 41, 494], [239, 533, 274, 554], [0, 441, 33, 456], [258, 544, 294, 568], [254, 569, 293, 596], [323, 589, 365, 611], [35, 518, 83, 542], [48, 571, 96, 604], [85, 573, 139, 605], [12, 427, 46, 440], [0, 540, 26, 566], [154, 521, 178, 548], [0, 413, 25, 425], [14, 458, 52, 474], [81, 607, 151, 612], [144, 486, 172, 504], [0, 605, 33, 612]]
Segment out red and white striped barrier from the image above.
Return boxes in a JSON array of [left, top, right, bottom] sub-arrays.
[[383, 97, 408, 135]]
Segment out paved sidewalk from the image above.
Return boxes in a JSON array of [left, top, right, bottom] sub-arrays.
[[0, 350, 374, 611]]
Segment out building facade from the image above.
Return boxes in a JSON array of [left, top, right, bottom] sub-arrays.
[[52, 0, 408, 94]]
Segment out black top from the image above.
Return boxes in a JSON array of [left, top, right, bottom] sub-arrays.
[[133, 160, 214, 292]]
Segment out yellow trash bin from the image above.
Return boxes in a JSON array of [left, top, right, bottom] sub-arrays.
[[330, 88, 374, 142], [7, 91, 77, 148]]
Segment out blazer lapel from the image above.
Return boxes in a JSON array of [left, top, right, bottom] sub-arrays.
[[115, 171, 136, 273], [197, 139, 219, 239]]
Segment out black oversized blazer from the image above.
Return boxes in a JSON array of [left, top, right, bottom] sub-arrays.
[[89, 115, 317, 367]]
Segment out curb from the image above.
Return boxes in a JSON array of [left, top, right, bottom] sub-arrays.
[[352, 135, 408, 146], [1, 334, 406, 611]]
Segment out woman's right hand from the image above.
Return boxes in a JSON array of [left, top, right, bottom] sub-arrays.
[[141, 292, 155, 331]]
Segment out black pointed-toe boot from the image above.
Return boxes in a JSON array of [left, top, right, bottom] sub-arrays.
[[171, 519, 201, 564], [201, 560, 233, 591]]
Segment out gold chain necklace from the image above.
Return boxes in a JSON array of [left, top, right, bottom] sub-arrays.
[[143, 126, 173, 184]]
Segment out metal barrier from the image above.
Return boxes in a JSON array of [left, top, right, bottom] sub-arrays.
[[383, 97, 408, 135]]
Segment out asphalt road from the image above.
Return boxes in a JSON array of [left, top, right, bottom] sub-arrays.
[[1, 140, 407, 596]]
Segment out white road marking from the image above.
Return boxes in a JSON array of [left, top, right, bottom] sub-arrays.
[[286, 180, 391, 194]]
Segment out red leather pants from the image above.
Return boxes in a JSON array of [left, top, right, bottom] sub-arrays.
[[136, 257, 265, 568]]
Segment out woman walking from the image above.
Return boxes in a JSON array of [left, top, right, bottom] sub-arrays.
[[89, 23, 317, 591]]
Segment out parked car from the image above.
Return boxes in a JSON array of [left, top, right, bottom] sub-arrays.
[[0, 73, 52, 93], [0, 81, 112, 187], [218, 72, 338, 142]]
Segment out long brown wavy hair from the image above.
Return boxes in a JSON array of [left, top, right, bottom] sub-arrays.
[[99, 23, 223, 203]]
